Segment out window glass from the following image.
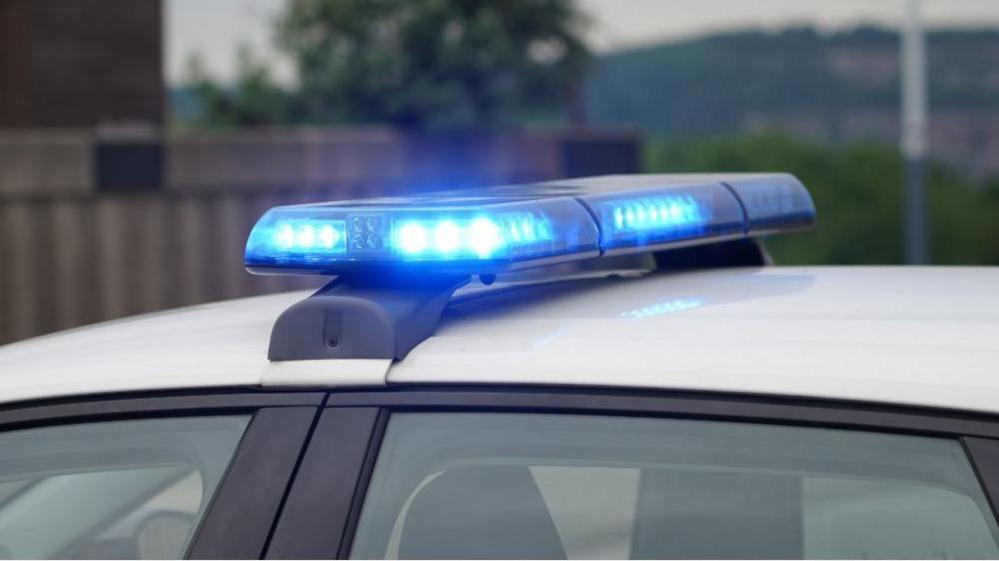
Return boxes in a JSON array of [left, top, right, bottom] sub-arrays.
[[0, 415, 249, 559], [351, 413, 999, 560]]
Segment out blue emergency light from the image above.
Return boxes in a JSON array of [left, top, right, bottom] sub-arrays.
[[245, 173, 815, 275], [251, 173, 816, 362]]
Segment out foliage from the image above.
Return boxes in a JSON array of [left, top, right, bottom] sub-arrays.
[[182, 47, 293, 128], [183, 0, 589, 129], [645, 132, 999, 265]]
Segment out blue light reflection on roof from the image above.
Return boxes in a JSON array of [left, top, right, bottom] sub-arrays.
[[619, 298, 704, 318]]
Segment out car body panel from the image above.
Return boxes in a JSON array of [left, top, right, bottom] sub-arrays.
[[389, 266, 999, 414], [0, 291, 388, 405], [1, 266, 997, 414]]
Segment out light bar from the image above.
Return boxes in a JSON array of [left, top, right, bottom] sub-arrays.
[[245, 173, 815, 275], [245, 198, 600, 274]]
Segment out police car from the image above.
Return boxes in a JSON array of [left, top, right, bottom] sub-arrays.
[[1, 173, 998, 560]]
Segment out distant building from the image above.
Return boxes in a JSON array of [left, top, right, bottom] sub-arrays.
[[0, 0, 163, 128]]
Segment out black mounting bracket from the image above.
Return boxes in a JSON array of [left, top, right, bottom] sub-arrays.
[[268, 273, 469, 361], [268, 239, 773, 361], [653, 238, 772, 271]]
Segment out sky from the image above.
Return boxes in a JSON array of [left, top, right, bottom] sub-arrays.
[[166, 0, 999, 85]]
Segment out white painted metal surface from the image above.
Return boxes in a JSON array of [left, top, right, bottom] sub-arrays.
[[2, 266, 999, 414], [390, 267, 999, 414], [0, 290, 389, 405]]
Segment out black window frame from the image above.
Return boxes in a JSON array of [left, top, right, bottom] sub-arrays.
[[266, 385, 999, 560], [5, 386, 999, 560], [0, 389, 326, 560]]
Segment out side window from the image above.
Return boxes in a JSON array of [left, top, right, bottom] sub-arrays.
[[0, 415, 249, 559], [350, 413, 999, 560]]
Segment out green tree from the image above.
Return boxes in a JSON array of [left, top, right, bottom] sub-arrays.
[[645, 132, 999, 265], [275, 0, 589, 129], [183, 46, 293, 128]]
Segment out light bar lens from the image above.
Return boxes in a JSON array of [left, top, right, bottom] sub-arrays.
[[391, 213, 549, 260], [580, 182, 745, 253], [245, 173, 816, 275], [723, 174, 816, 234], [263, 219, 347, 256], [245, 198, 599, 273]]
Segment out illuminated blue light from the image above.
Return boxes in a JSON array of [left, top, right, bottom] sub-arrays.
[[245, 197, 600, 273], [580, 183, 745, 253], [393, 217, 501, 259], [537, 220, 552, 240], [520, 219, 536, 242], [468, 217, 503, 257], [296, 225, 316, 247], [390, 214, 549, 260], [508, 223, 521, 242], [396, 222, 429, 255], [251, 218, 347, 260], [433, 221, 462, 254], [275, 224, 294, 248], [606, 195, 706, 236], [318, 225, 340, 248]]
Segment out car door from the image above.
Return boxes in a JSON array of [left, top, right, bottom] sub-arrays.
[[267, 387, 999, 559]]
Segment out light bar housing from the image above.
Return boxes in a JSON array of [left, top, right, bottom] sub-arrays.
[[245, 173, 815, 275]]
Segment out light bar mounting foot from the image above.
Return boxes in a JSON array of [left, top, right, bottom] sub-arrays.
[[268, 273, 469, 361]]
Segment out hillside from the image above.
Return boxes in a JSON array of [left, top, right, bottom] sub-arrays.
[[584, 26, 999, 178], [584, 26, 999, 138]]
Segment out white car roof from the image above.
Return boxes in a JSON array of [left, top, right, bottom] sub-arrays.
[[1, 266, 998, 414]]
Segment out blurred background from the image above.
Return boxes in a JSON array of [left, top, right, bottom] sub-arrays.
[[2, 0, 998, 345]]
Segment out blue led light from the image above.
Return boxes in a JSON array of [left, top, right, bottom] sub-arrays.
[[246, 218, 347, 264], [468, 217, 504, 257], [395, 222, 430, 255], [579, 182, 745, 253], [605, 195, 705, 234], [391, 216, 508, 260], [245, 198, 600, 273], [433, 221, 461, 254]]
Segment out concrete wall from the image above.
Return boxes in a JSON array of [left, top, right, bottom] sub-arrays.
[[0, 127, 639, 344]]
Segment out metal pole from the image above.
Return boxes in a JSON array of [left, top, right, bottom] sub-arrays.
[[901, 0, 929, 264]]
